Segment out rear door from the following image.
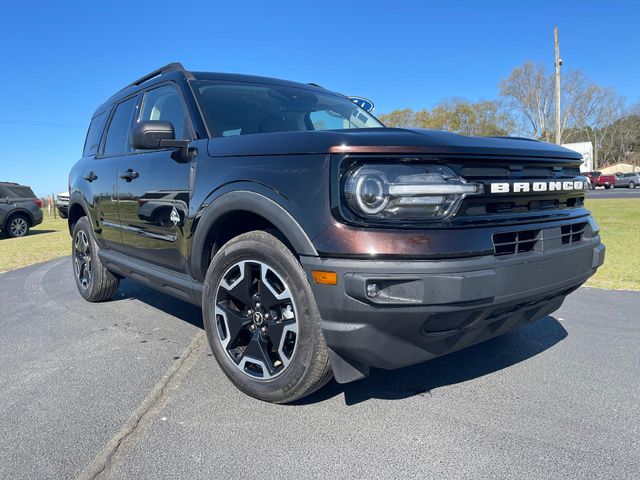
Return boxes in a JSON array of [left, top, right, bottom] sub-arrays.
[[116, 83, 194, 272], [0, 186, 14, 226], [90, 95, 140, 251]]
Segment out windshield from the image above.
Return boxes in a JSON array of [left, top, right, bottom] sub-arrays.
[[191, 81, 384, 137]]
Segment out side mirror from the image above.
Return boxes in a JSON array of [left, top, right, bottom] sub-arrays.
[[131, 120, 194, 161], [131, 120, 180, 149]]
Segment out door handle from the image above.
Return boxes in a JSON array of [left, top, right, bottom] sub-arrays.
[[119, 169, 139, 182], [84, 171, 98, 182]]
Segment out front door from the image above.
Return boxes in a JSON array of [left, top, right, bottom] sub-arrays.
[[116, 83, 194, 273]]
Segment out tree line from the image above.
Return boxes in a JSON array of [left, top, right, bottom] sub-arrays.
[[377, 61, 640, 168]]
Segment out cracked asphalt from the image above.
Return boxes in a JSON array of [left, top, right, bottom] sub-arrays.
[[0, 257, 638, 479]]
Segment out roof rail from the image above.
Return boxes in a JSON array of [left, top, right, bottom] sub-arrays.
[[127, 62, 191, 88]]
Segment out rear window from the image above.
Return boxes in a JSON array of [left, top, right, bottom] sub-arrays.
[[102, 96, 138, 157], [4, 185, 36, 198], [83, 110, 108, 157]]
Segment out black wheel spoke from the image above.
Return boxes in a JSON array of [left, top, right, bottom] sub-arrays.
[[257, 278, 281, 309], [241, 331, 276, 376], [224, 262, 255, 308], [217, 303, 251, 346], [266, 322, 286, 353]]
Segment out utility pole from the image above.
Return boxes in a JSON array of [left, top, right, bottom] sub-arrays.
[[554, 26, 562, 144]]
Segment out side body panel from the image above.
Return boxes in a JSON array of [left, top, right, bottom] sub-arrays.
[[116, 148, 194, 272], [69, 155, 121, 250]]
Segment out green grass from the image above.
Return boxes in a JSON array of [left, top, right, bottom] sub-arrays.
[[1, 201, 638, 290], [585, 199, 640, 291], [0, 209, 69, 272]]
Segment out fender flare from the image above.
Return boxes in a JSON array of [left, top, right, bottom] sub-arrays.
[[67, 192, 93, 232], [3, 208, 35, 227], [190, 190, 318, 281]]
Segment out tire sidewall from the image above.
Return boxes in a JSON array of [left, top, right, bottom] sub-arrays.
[[203, 232, 322, 402]]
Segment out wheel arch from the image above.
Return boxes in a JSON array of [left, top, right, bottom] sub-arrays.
[[67, 194, 91, 236], [4, 208, 34, 228], [190, 190, 317, 282]]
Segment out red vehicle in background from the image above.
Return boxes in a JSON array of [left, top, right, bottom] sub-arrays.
[[585, 171, 617, 189]]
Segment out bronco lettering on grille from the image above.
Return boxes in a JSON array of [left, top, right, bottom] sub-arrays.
[[490, 181, 585, 194]]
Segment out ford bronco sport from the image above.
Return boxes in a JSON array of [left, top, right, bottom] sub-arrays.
[[68, 63, 605, 403]]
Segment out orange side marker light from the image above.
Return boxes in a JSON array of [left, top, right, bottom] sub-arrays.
[[312, 270, 337, 285]]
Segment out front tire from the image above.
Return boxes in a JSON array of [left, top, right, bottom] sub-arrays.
[[629, 181, 636, 189], [72, 217, 119, 302], [202, 231, 332, 403]]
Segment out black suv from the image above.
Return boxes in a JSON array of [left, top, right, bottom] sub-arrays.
[[68, 63, 605, 403], [0, 182, 43, 238]]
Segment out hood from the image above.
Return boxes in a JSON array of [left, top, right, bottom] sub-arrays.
[[207, 128, 582, 161]]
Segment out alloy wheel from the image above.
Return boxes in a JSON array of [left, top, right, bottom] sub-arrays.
[[215, 260, 298, 380], [74, 230, 92, 290], [10, 217, 28, 237]]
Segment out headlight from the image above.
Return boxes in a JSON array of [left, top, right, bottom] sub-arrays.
[[344, 164, 482, 220]]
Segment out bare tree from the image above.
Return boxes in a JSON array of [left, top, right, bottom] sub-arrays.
[[499, 62, 554, 141]]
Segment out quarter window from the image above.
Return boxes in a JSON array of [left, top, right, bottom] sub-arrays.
[[139, 85, 190, 140], [103, 96, 138, 157], [83, 110, 108, 157]]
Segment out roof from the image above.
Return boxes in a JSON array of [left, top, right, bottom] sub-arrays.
[[92, 62, 334, 118]]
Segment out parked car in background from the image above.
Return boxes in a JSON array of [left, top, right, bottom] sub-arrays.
[[585, 171, 617, 189], [614, 172, 639, 189], [0, 182, 43, 238], [56, 191, 69, 218]]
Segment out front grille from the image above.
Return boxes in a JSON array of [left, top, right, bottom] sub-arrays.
[[460, 165, 580, 179], [493, 222, 589, 256], [493, 229, 542, 256], [561, 222, 587, 245], [456, 161, 585, 218]]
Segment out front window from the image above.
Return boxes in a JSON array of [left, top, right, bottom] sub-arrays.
[[139, 85, 190, 140], [191, 81, 383, 137]]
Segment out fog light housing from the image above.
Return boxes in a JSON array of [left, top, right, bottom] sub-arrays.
[[366, 283, 380, 298]]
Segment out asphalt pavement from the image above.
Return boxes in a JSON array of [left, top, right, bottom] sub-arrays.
[[0, 258, 638, 479], [586, 187, 640, 199]]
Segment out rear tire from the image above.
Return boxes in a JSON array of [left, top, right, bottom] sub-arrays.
[[629, 181, 636, 189], [202, 231, 332, 403], [5, 214, 30, 238], [72, 217, 119, 302]]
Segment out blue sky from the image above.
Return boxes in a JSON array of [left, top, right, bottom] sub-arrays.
[[1, 0, 638, 196]]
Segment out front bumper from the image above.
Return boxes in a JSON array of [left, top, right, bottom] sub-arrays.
[[56, 201, 69, 213], [301, 237, 604, 383]]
